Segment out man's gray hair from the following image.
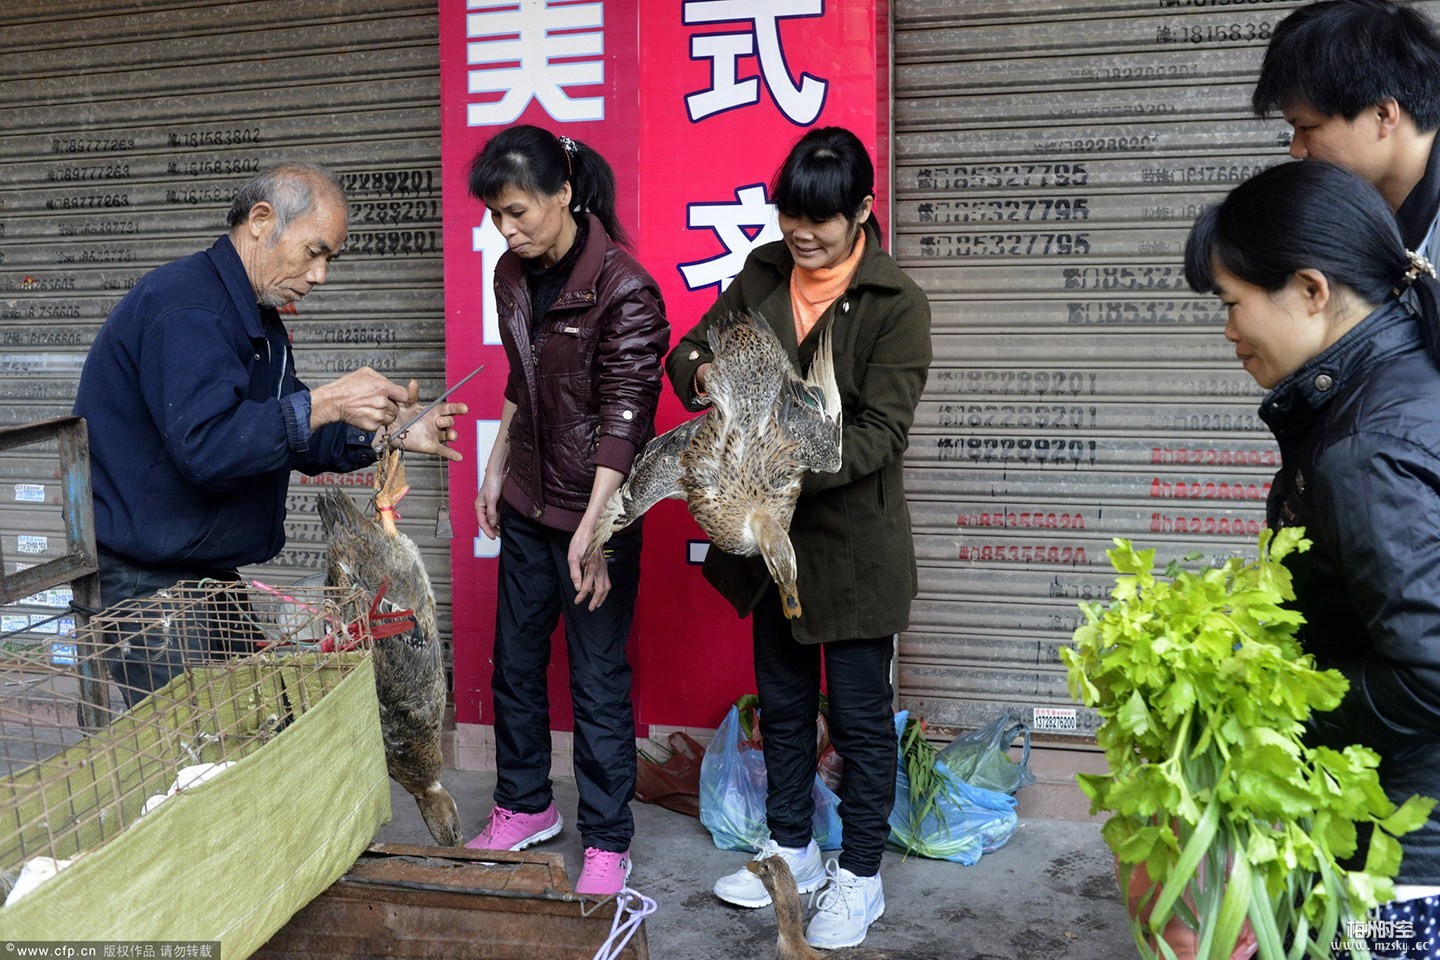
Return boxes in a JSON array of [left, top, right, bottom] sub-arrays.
[[226, 163, 346, 240]]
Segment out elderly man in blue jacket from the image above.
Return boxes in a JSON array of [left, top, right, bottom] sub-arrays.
[[73, 162, 466, 700]]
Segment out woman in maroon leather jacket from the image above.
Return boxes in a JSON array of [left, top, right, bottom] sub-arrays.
[[464, 125, 668, 897]]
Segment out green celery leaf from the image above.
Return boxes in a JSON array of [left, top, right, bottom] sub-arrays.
[[1362, 827, 1403, 878], [1314, 814, 1358, 862], [1118, 689, 1156, 739], [1378, 794, 1437, 837], [1114, 822, 1167, 865], [1232, 766, 1318, 820], [1345, 869, 1388, 914], [1245, 829, 1279, 868]]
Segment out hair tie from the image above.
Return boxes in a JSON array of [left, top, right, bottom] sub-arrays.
[[1407, 249, 1436, 281], [1397, 249, 1437, 295], [558, 135, 576, 177]]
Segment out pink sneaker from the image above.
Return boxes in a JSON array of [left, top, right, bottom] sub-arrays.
[[575, 847, 632, 897], [464, 803, 563, 852]]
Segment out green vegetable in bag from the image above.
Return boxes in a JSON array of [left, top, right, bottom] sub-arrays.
[[939, 714, 1037, 795], [887, 712, 1018, 864]]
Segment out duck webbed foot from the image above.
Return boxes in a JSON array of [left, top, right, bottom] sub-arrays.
[[374, 447, 410, 538]]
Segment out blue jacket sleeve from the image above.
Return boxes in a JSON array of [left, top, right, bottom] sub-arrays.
[[283, 366, 379, 476], [139, 305, 377, 486]]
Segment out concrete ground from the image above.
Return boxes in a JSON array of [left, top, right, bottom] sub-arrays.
[[373, 769, 1137, 960]]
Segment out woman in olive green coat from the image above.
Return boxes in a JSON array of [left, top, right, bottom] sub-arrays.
[[667, 127, 931, 951]]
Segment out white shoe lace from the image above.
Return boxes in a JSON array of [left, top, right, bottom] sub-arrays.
[[811, 860, 857, 918]]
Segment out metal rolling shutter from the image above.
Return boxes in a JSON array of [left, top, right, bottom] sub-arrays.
[[0, 1, 452, 666], [890, 0, 1428, 740]]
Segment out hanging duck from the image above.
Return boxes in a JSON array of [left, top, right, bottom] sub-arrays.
[[316, 451, 462, 846]]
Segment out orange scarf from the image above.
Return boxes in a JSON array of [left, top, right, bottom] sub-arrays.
[[790, 229, 866, 343]]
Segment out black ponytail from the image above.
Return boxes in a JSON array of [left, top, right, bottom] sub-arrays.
[[1411, 274, 1440, 359], [565, 139, 627, 246], [467, 124, 629, 246]]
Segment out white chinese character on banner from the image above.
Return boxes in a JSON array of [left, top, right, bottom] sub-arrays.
[[474, 420, 503, 558], [683, 0, 828, 124], [472, 218, 508, 345], [466, 0, 605, 126], [678, 183, 782, 292]]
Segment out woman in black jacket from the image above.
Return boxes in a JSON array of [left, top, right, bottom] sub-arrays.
[[1185, 159, 1440, 954], [465, 126, 668, 897]]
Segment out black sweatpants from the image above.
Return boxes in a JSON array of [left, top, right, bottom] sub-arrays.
[[490, 504, 641, 852], [752, 584, 897, 876]]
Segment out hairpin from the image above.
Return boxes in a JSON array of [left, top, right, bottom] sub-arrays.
[[557, 135, 576, 176], [1405, 249, 1437, 285]]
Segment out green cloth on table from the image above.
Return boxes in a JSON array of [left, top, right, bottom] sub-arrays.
[[0, 656, 390, 955]]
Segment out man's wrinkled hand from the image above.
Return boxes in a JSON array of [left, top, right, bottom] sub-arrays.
[[311, 366, 409, 432]]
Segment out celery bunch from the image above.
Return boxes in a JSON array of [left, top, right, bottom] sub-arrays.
[[1060, 528, 1434, 960]]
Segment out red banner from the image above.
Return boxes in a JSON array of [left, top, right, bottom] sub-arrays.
[[441, 0, 887, 733]]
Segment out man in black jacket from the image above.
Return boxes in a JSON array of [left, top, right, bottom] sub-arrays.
[[73, 162, 465, 700], [1254, 0, 1440, 267]]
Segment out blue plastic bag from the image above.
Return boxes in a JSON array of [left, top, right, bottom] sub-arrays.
[[939, 713, 1038, 795], [886, 711, 1019, 864], [698, 704, 844, 852]]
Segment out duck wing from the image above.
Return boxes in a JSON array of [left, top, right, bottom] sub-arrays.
[[586, 414, 707, 562], [783, 323, 843, 474], [316, 487, 378, 591], [316, 490, 440, 712]]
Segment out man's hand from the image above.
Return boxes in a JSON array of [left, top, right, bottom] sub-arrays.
[[310, 367, 408, 431], [389, 379, 470, 462]]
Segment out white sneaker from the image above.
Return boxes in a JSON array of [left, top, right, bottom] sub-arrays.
[[805, 860, 885, 949], [712, 838, 826, 907]]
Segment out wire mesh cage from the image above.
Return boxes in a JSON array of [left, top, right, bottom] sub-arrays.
[[0, 578, 374, 902]]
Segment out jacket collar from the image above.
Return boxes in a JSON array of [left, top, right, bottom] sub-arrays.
[[1260, 298, 1420, 437], [205, 233, 273, 339], [752, 219, 901, 366], [749, 218, 905, 293], [495, 212, 609, 309], [1396, 134, 1440, 252]]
